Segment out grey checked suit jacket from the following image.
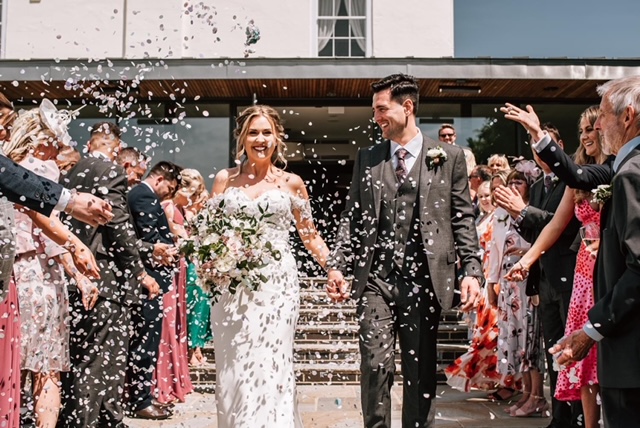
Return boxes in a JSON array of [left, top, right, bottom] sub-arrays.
[[328, 133, 483, 310]]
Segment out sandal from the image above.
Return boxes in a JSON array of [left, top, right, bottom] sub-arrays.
[[488, 387, 516, 401]]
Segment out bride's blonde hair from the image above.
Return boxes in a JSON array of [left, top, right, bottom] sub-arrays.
[[234, 105, 287, 170]]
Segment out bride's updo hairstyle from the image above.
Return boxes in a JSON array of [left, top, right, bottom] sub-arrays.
[[234, 105, 287, 169]]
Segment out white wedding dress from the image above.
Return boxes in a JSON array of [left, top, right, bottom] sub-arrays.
[[210, 188, 309, 428]]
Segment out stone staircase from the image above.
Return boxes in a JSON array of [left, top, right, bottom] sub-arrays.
[[191, 278, 471, 387]]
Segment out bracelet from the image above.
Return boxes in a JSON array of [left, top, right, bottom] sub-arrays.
[[65, 189, 78, 215]]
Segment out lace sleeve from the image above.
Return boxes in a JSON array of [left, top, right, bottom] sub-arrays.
[[290, 194, 313, 221]]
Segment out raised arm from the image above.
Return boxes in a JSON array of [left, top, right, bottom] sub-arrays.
[[506, 187, 576, 281], [501, 103, 612, 190]]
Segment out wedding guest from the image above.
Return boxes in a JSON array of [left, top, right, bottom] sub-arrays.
[[438, 123, 477, 175], [494, 123, 583, 427], [446, 180, 502, 392], [469, 165, 492, 215], [116, 146, 150, 187], [506, 106, 604, 428], [127, 161, 182, 419], [0, 94, 109, 428], [327, 74, 482, 428], [501, 84, 640, 428], [56, 146, 81, 174], [59, 122, 161, 427], [153, 170, 206, 404], [3, 101, 100, 427], [488, 154, 510, 174], [487, 161, 547, 418], [173, 169, 213, 367]]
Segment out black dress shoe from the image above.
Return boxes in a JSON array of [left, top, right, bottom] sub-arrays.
[[152, 398, 176, 409], [133, 404, 171, 420]]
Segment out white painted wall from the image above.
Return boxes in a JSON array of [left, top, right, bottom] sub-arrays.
[[372, 0, 454, 58], [4, 0, 125, 59], [3, 0, 452, 59]]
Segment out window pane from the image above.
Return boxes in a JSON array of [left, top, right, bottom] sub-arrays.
[[318, 0, 337, 16], [337, 0, 348, 16], [347, 0, 365, 16], [335, 39, 349, 56], [350, 39, 365, 57], [334, 19, 349, 37], [319, 39, 333, 57]]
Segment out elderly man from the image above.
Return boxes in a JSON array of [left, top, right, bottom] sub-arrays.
[[503, 75, 640, 428], [438, 124, 476, 175]]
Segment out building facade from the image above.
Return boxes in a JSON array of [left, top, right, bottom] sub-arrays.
[[0, 1, 638, 273]]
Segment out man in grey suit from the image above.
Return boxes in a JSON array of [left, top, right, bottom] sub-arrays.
[[327, 74, 483, 428]]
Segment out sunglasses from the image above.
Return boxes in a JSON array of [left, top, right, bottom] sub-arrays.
[[439, 133, 455, 138]]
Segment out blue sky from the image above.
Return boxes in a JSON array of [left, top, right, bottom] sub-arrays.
[[455, 0, 640, 58]]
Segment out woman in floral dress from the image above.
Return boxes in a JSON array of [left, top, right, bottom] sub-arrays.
[[446, 179, 503, 392], [487, 162, 547, 418], [507, 106, 605, 428]]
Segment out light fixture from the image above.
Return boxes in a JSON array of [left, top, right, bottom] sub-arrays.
[[438, 85, 482, 94]]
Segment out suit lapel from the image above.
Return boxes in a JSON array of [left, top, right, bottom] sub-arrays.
[[418, 134, 436, 216], [371, 141, 389, 219], [541, 179, 560, 209]]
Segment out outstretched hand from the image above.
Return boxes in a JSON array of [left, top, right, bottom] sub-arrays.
[[66, 192, 114, 227], [500, 103, 545, 141]]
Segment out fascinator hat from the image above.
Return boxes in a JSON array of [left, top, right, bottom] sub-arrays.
[[2, 99, 82, 160], [513, 159, 542, 185]]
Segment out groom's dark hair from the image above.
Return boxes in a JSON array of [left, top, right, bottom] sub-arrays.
[[371, 74, 419, 115]]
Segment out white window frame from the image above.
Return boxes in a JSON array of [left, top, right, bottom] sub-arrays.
[[313, 0, 372, 58]]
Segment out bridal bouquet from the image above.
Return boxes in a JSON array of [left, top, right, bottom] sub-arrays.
[[182, 198, 281, 302]]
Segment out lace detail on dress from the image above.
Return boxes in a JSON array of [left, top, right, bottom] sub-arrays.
[[289, 194, 313, 221]]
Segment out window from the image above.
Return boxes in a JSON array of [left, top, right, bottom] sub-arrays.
[[318, 0, 368, 57]]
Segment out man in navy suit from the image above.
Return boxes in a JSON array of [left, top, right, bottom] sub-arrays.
[[126, 161, 182, 418]]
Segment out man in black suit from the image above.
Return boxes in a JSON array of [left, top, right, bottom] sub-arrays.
[[58, 122, 163, 427], [126, 161, 182, 417], [327, 74, 482, 428], [494, 124, 582, 428]]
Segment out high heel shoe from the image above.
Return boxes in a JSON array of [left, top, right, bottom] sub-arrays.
[[512, 396, 550, 417], [503, 392, 529, 414]]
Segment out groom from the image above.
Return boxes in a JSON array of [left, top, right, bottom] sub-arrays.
[[327, 73, 482, 427]]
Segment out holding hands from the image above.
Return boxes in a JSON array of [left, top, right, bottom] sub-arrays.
[[326, 269, 350, 303], [459, 276, 481, 312]]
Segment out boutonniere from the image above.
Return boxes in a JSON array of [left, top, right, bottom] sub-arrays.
[[591, 184, 612, 205], [551, 176, 560, 184], [426, 146, 448, 169]]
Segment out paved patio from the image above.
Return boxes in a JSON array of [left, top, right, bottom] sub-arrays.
[[125, 384, 552, 428]]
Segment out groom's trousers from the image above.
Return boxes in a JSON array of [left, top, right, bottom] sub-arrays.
[[358, 268, 440, 428]]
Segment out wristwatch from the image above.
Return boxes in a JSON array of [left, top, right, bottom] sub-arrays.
[[514, 205, 529, 227]]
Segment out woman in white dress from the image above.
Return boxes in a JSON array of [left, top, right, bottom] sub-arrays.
[[209, 105, 331, 428]]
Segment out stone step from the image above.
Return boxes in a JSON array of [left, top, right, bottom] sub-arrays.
[[191, 358, 459, 386]]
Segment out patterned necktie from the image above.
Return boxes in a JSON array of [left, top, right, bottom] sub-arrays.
[[544, 175, 553, 193], [395, 148, 408, 183]]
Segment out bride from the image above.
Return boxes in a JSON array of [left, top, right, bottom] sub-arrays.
[[209, 105, 331, 427]]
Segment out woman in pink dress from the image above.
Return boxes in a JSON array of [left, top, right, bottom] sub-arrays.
[[507, 106, 605, 428], [154, 170, 208, 404]]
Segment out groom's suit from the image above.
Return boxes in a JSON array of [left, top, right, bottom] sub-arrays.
[[329, 133, 482, 427]]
